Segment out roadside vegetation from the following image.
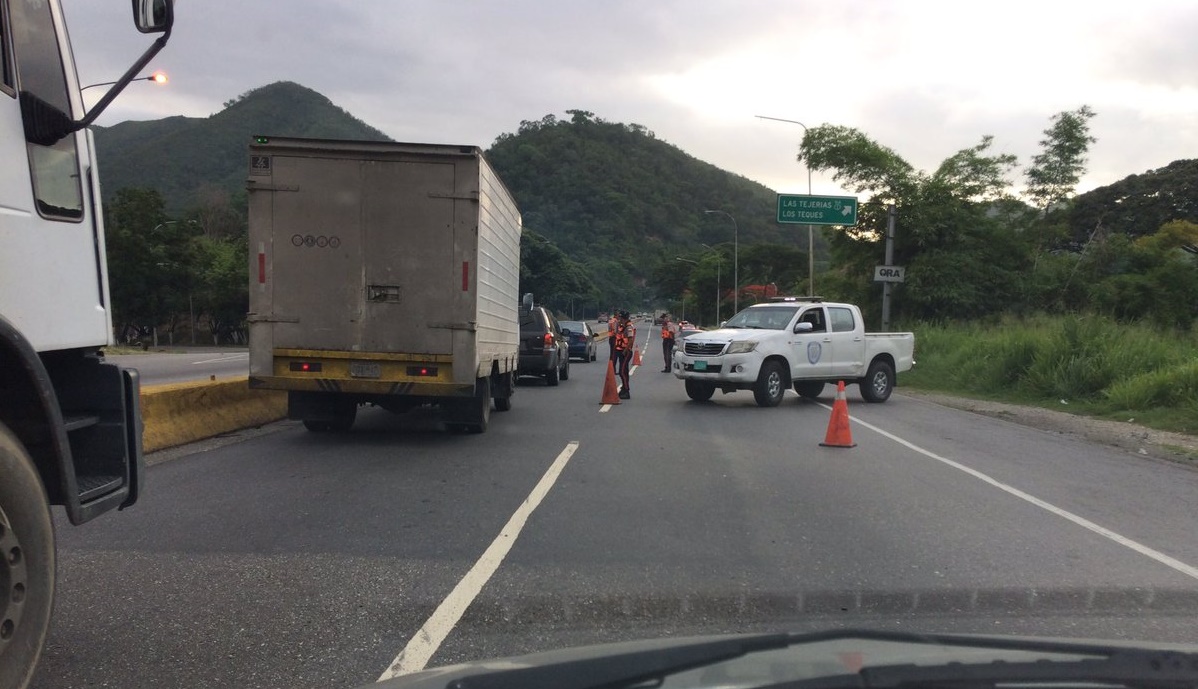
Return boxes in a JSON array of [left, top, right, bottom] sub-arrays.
[[901, 315, 1198, 435]]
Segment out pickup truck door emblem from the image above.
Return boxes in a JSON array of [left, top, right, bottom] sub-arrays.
[[807, 342, 822, 364]]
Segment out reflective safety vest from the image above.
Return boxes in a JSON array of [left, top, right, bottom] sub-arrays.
[[661, 323, 674, 340], [615, 322, 635, 351]]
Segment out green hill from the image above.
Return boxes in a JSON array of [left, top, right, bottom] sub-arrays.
[[93, 81, 391, 211], [488, 110, 798, 258]]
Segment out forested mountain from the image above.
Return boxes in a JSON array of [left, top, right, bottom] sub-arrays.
[[94, 81, 391, 212]]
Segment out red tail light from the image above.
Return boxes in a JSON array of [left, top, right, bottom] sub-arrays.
[[543, 333, 553, 347]]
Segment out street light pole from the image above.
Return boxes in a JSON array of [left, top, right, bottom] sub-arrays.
[[755, 115, 814, 296], [702, 210, 738, 314]]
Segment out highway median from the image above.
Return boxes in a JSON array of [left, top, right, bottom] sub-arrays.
[[140, 377, 286, 453]]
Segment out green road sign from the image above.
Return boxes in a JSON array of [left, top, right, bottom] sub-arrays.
[[776, 194, 858, 226]]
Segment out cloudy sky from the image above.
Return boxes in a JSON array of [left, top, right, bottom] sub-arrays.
[[65, 0, 1197, 199]]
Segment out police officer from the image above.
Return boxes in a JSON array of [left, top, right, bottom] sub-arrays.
[[660, 313, 677, 372], [613, 310, 636, 399]]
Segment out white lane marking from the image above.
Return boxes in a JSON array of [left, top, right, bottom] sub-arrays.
[[191, 353, 249, 365], [826, 404, 1198, 582], [600, 404, 613, 413], [378, 441, 581, 680]]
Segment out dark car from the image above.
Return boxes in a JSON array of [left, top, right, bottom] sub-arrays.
[[519, 306, 570, 385], [558, 320, 597, 362]]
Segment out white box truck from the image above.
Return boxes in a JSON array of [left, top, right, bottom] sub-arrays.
[[247, 137, 521, 433], [1, 2, 174, 686]]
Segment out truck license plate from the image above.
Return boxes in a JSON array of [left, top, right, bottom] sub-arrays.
[[349, 362, 381, 378], [693, 360, 708, 371]]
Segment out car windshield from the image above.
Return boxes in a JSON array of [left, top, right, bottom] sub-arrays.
[[723, 306, 800, 330], [39, 4, 1198, 689]]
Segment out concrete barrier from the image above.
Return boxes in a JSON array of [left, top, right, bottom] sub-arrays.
[[140, 377, 286, 453]]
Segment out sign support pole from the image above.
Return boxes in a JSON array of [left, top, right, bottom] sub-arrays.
[[881, 204, 897, 332]]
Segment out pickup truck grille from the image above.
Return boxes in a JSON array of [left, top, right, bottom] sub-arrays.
[[684, 342, 725, 356]]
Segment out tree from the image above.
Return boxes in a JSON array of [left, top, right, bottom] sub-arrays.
[[798, 126, 1028, 320], [104, 188, 196, 344], [1024, 106, 1097, 214]]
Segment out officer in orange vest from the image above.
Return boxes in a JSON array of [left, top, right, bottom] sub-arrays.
[[660, 313, 678, 372], [613, 310, 636, 399], [607, 312, 619, 362]]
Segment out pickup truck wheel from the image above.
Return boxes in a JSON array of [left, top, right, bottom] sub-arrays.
[[0, 423, 55, 689], [861, 360, 895, 403], [753, 361, 787, 407], [685, 380, 715, 402], [793, 381, 825, 399], [545, 359, 560, 386]]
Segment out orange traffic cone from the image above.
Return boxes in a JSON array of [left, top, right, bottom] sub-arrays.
[[601, 360, 621, 405], [632, 347, 642, 366], [819, 381, 856, 448]]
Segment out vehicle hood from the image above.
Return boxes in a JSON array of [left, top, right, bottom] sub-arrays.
[[684, 328, 754, 344], [373, 630, 1198, 689]]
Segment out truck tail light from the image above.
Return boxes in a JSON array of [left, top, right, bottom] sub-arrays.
[[289, 362, 322, 372], [406, 366, 438, 377]]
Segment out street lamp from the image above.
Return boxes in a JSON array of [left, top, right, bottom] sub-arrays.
[[755, 115, 815, 296], [82, 71, 168, 92], [700, 243, 722, 324], [702, 209, 739, 314]]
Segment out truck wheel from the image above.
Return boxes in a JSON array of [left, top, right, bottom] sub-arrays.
[[0, 423, 55, 689], [545, 359, 560, 386], [303, 419, 332, 432], [589, 349, 596, 362], [793, 381, 825, 399], [753, 361, 787, 407], [684, 380, 715, 402], [560, 356, 570, 381], [494, 373, 513, 412], [467, 376, 491, 433], [328, 403, 357, 432], [302, 401, 356, 432], [861, 360, 895, 403]]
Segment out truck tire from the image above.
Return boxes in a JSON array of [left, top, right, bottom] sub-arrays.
[[545, 358, 560, 386], [753, 361, 787, 407], [861, 360, 895, 403], [0, 423, 55, 689], [449, 377, 491, 433], [793, 381, 825, 399], [494, 373, 513, 412], [589, 349, 596, 362], [684, 379, 715, 402], [302, 401, 357, 432], [560, 356, 570, 381]]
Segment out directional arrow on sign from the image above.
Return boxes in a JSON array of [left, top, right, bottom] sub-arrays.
[[841, 206, 852, 216]]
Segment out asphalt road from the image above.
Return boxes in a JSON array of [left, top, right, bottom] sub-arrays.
[[35, 324, 1198, 688], [107, 347, 249, 386]]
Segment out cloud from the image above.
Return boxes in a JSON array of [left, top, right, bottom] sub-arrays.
[[60, 0, 1198, 197]]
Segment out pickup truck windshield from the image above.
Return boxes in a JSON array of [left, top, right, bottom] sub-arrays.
[[724, 306, 799, 330]]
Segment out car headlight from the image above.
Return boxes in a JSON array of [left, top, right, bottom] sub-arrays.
[[726, 341, 758, 354]]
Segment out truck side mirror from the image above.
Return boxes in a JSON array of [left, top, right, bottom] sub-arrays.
[[134, 0, 174, 33], [794, 322, 814, 333]]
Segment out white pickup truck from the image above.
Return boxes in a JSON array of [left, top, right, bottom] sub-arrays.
[[672, 298, 915, 406]]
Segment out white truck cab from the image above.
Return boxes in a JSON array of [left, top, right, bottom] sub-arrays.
[[1, 2, 174, 687], [672, 297, 915, 406]]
